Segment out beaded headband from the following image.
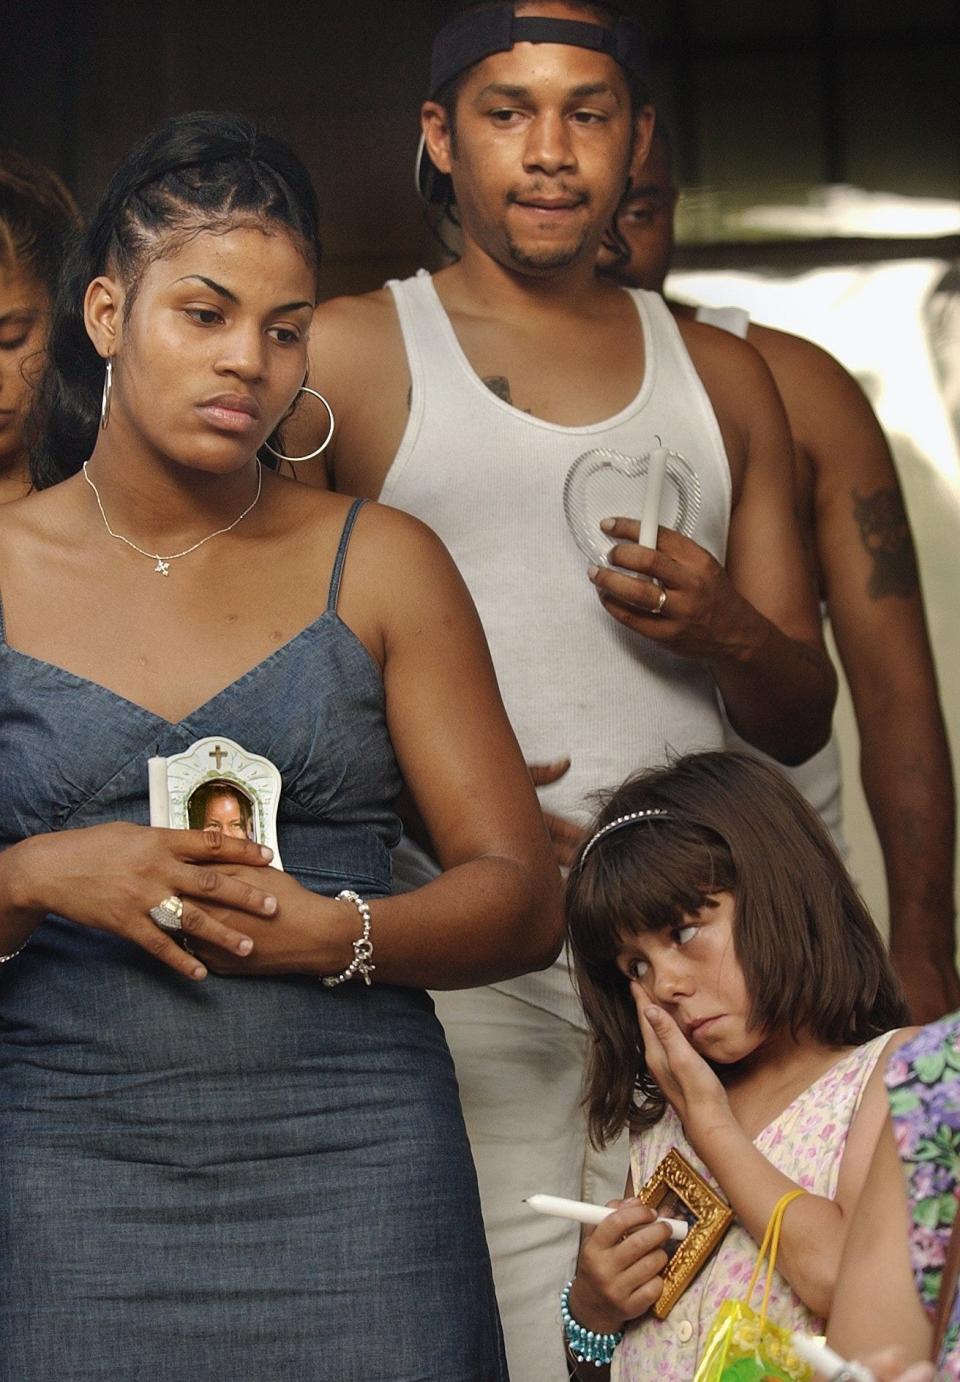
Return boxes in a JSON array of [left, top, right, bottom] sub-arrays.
[[578, 808, 672, 866]]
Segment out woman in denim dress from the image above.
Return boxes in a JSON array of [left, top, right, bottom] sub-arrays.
[[0, 112, 561, 1382]]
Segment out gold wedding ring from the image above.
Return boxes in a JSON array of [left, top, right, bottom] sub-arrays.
[[651, 586, 667, 616]]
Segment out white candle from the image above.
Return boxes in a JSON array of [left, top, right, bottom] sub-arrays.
[[790, 1333, 875, 1381], [525, 1193, 688, 1241], [147, 757, 170, 828], [639, 446, 668, 550]]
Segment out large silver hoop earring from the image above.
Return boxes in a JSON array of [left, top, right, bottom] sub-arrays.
[[263, 386, 335, 463], [100, 359, 113, 430]]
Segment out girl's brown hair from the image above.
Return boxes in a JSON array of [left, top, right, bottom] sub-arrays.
[[566, 751, 908, 1148]]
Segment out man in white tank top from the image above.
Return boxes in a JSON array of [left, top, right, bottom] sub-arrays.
[[293, 5, 837, 1376], [597, 127, 958, 1027]]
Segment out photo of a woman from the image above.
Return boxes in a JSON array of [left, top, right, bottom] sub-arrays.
[[187, 779, 256, 841]]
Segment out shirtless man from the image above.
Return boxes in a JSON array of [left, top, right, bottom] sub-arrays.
[[293, 3, 835, 1375], [596, 125, 958, 1023]]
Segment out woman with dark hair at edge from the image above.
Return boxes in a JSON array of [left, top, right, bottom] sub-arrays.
[[0, 148, 80, 503], [0, 111, 560, 1382]]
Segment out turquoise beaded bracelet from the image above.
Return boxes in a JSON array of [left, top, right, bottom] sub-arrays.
[[560, 1279, 624, 1367]]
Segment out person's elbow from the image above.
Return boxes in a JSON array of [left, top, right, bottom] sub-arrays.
[[751, 646, 837, 766], [786, 1238, 842, 1323], [727, 702, 833, 768], [769, 702, 835, 766], [526, 910, 566, 972], [786, 653, 837, 765], [797, 1265, 835, 1324], [521, 875, 566, 973]]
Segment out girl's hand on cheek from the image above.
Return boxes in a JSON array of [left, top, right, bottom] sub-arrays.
[[634, 987, 734, 1141]]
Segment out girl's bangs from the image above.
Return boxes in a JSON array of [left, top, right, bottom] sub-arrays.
[[578, 825, 735, 964]]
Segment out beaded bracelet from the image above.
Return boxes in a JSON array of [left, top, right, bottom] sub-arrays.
[[320, 890, 375, 987], [560, 1279, 624, 1368]]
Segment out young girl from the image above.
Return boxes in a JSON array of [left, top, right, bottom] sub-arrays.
[[563, 750, 912, 1379]]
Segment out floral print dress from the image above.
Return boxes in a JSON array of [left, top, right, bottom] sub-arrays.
[[886, 1015, 960, 1379], [612, 1034, 894, 1382]]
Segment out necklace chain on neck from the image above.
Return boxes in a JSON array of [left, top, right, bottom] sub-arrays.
[[82, 461, 263, 576]]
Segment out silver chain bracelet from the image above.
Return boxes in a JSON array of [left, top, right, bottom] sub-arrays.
[[320, 889, 375, 987]]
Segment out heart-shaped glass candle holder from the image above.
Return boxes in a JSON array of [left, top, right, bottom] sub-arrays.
[[563, 447, 702, 567]]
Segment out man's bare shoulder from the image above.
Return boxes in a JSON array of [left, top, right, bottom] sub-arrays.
[[310, 286, 401, 361], [304, 284, 412, 488], [747, 321, 855, 393], [674, 309, 772, 378], [746, 321, 882, 452], [673, 310, 783, 424]]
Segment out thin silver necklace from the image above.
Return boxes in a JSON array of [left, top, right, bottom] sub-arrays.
[[82, 460, 263, 576]]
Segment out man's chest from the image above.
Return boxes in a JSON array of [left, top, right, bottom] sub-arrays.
[[335, 335, 648, 499], [453, 319, 646, 427]]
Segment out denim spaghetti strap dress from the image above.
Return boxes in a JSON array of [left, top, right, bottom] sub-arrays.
[[0, 500, 507, 1381]]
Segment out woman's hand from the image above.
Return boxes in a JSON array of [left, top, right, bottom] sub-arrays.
[[569, 1200, 672, 1334], [635, 990, 735, 1143], [2, 822, 278, 981], [186, 869, 356, 978]]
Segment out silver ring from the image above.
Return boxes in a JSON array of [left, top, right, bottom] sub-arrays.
[[651, 585, 667, 616], [149, 895, 184, 932]]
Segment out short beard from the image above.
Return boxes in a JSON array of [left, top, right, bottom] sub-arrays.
[[504, 228, 591, 272]]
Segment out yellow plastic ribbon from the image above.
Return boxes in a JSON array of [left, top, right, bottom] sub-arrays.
[[693, 1187, 810, 1382], [749, 1189, 806, 1332]]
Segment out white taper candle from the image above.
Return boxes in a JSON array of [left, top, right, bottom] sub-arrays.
[[639, 446, 668, 549], [525, 1194, 688, 1241], [147, 757, 170, 828]]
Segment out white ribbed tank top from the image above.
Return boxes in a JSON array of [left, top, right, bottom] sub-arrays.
[[384, 272, 732, 1023], [694, 304, 847, 857]]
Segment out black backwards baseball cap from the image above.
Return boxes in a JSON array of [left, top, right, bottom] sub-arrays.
[[415, 3, 650, 205]]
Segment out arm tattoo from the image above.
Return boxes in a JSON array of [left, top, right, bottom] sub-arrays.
[[851, 486, 920, 599], [483, 376, 531, 413]]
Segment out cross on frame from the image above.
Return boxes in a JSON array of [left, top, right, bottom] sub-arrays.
[[209, 744, 228, 770]]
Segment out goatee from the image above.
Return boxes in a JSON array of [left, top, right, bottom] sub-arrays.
[[504, 230, 590, 272]]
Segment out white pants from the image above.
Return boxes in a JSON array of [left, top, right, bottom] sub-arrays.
[[431, 986, 630, 1382]]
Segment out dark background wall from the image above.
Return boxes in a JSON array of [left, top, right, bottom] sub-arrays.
[[4, 0, 960, 929], [3, 0, 960, 296]]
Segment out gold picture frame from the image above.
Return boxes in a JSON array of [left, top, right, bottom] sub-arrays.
[[636, 1146, 734, 1319]]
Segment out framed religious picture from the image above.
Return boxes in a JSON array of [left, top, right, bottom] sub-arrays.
[[636, 1147, 734, 1319], [148, 736, 283, 870]]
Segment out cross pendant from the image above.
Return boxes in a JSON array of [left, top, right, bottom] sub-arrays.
[[154, 558, 170, 576]]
